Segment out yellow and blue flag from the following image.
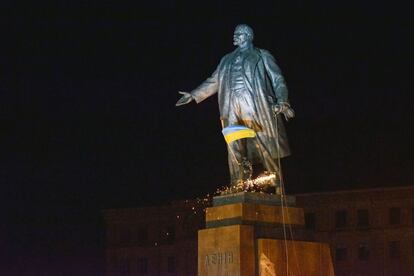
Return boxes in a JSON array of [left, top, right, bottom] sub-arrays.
[[222, 125, 256, 144]]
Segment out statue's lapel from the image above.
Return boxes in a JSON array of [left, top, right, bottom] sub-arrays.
[[242, 49, 260, 75]]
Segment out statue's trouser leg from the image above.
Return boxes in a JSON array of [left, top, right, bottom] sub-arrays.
[[225, 92, 255, 185], [254, 133, 280, 188], [227, 139, 247, 185]]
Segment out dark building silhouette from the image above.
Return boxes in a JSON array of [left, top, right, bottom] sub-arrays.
[[103, 186, 414, 276], [103, 199, 208, 276], [296, 186, 414, 276]]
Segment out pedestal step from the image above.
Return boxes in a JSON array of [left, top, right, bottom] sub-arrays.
[[213, 192, 296, 207], [206, 203, 304, 228]]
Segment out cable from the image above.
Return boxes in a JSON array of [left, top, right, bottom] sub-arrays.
[[275, 113, 302, 276]]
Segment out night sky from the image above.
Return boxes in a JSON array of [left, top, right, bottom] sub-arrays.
[[1, 1, 413, 274]]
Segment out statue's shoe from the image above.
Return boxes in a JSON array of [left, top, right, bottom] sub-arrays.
[[261, 184, 276, 194]]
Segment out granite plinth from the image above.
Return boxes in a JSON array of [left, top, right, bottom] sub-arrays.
[[258, 239, 335, 276], [213, 192, 296, 207], [205, 203, 304, 228], [198, 192, 335, 275], [198, 225, 255, 276]]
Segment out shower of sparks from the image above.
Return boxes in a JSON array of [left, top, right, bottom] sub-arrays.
[[170, 173, 278, 223], [215, 172, 277, 195], [247, 173, 277, 186]]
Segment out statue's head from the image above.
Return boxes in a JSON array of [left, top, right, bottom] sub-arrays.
[[233, 24, 254, 47]]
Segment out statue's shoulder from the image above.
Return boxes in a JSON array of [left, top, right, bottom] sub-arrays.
[[257, 48, 273, 58], [219, 50, 237, 64], [222, 50, 237, 59]]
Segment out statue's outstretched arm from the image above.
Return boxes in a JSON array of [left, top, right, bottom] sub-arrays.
[[176, 59, 221, 107], [190, 68, 219, 103], [176, 91, 193, 106]]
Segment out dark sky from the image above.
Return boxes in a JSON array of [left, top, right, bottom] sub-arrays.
[[1, 0, 413, 273]]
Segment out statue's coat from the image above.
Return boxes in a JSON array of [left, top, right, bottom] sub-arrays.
[[191, 47, 291, 161]]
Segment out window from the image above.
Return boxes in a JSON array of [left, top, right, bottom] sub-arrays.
[[412, 240, 414, 257], [335, 210, 348, 229], [335, 247, 348, 261], [411, 207, 414, 224], [119, 258, 130, 275], [137, 228, 148, 245], [358, 244, 370, 261], [137, 257, 148, 274], [167, 256, 176, 273], [108, 226, 117, 243], [120, 228, 131, 243], [164, 227, 175, 244], [389, 208, 401, 225], [357, 209, 369, 227], [389, 241, 400, 259], [305, 213, 316, 230]]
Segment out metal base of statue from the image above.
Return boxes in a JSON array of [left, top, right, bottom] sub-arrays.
[[198, 192, 335, 275]]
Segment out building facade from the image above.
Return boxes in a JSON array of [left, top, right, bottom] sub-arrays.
[[103, 186, 414, 276], [103, 199, 208, 276], [296, 186, 414, 276]]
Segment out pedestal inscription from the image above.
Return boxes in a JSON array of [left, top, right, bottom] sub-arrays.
[[198, 225, 255, 276]]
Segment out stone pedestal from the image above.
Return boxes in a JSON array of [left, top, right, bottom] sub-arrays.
[[199, 225, 255, 276], [198, 192, 334, 276]]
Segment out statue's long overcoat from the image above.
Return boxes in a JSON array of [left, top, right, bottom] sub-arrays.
[[191, 47, 291, 161]]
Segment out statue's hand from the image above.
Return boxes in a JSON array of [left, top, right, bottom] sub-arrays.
[[273, 103, 295, 121], [175, 91, 193, 106]]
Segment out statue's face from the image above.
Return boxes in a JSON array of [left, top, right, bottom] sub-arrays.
[[233, 30, 248, 46]]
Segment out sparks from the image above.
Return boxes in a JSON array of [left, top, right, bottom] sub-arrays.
[[215, 172, 278, 195]]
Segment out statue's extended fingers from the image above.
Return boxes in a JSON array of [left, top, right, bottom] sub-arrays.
[[286, 109, 295, 118], [176, 96, 190, 106], [175, 99, 185, 106]]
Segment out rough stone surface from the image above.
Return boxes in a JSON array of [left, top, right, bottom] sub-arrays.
[[205, 203, 305, 228], [213, 192, 296, 207], [257, 239, 335, 276], [198, 192, 334, 275], [198, 225, 255, 276]]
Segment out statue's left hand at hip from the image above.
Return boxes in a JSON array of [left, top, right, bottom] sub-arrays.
[[273, 104, 295, 120]]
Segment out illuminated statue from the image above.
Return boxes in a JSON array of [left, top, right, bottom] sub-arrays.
[[176, 24, 294, 193]]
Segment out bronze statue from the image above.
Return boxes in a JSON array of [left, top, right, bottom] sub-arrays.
[[176, 24, 294, 194]]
